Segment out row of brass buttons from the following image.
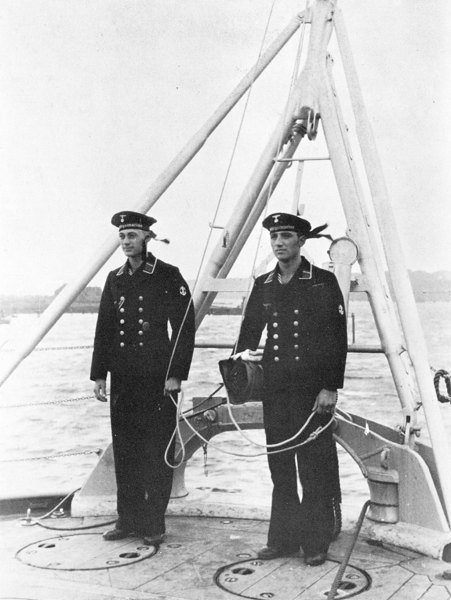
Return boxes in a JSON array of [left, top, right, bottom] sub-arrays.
[[118, 295, 145, 348], [273, 321, 299, 328]]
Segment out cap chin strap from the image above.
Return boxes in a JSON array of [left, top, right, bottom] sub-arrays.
[[141, 239, 148, 261]]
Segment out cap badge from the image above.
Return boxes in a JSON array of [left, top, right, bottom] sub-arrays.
[[120, 214, 126, 223], [273, 214, 280, 224]]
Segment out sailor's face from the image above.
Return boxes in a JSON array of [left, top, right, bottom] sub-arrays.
[[119, 228, 147, 258], [270, 230, 304, 262]]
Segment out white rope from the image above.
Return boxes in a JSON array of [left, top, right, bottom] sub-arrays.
[[223, 388, 334, 449], [163, 390, 334, 469]]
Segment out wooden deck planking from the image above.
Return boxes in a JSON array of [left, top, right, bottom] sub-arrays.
[[389, 574, 441, 600], [242, 557, 337, 600], [108, 536, 220, 589], [420, 587, 451, 600], [361, 564, 424, 599], [136, 538, 274, 598], [1, 514, 451, 599]]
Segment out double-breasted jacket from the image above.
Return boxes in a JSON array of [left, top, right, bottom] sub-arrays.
[[90, 253, 195, 388], [237, 257, 347, 394]]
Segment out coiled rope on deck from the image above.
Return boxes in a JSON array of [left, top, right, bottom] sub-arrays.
[[434, 369, 451, 403]]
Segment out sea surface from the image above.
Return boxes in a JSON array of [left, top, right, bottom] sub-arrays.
[[0, 301, 450, 522]]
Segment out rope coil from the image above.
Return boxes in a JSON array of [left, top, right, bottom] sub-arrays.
[[433, 369, 451, 403]]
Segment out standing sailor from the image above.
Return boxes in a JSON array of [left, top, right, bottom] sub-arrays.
[[90, 211, 195, 546], [235, 212, 347, 566]]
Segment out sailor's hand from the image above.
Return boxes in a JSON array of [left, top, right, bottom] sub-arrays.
[[94, 379, 108, 402], [165, 377, 181, 395], [313, 388, 337, 415], [231, 349, 263, 362]]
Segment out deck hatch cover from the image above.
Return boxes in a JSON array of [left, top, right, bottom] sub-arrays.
[[16, 533, 157, 570], [215, 557, 370, 599]]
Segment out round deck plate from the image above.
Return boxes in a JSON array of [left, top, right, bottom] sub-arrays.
[[215, 557, 371, 599], [16, 533, 157, 571]]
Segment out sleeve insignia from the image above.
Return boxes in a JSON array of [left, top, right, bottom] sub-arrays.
[[338, 304, 344, 315], [179, 285, 187, 296]]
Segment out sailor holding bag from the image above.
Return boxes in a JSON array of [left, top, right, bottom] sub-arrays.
[[234, 212, 347, 566]]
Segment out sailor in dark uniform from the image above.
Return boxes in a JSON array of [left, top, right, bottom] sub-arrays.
[[235, 212, 347, 566], [91, 211, 195, 545]]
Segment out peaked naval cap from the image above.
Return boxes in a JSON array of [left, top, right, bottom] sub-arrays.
[[262, 212, 332, 240], [111, 211, 157, 231]]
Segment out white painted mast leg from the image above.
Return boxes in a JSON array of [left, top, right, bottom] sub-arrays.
[[319, 65, 418, 420], [334, 8, 451, 523]]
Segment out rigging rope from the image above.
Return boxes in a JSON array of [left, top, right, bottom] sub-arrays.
[[236, 14, 308, 334], [0, 393, 102, 409], [0, 448, 102, 463], [0, 344, 93, 353], [19, 487, 117, 531], [163, 0, 281, 386]]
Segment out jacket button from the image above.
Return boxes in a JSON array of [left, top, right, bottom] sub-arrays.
[[293, 321, 299, 326], [273, 345, 279, 351], [139, 342, 144, 347], [120, 308, 125, 313], [138, 331, 143, 336], [120, 296, 125, 301], [273, 322, 278, 328], [274, 356, 280, 362], [294, 344, 299, 349], [139, 296, 143, 301], [138, 319, 143, 324], [119, 330, 124, 336], [295, 356, 300, 361], [120, 342, 125, 348], [294, 309, 299, 314], [120, 319, 125, 324], [138, 307, 143, 313], [273, 312, 278, 317], [293, 332, 299, 338], [273, 334, 279, 340]]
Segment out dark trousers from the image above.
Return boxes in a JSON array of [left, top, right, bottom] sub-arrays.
[[110, 376, 176, 535], [263, 378, 341, 555]]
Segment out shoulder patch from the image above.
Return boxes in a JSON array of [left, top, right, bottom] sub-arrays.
[[179, 285, 187, 296], [338, 304, 344, 315]]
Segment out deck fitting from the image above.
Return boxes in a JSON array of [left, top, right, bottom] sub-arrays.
[[16, 532, 157, 570], [215, 557, 371, 599]]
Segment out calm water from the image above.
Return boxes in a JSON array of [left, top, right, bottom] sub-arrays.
[[0, 301, 450, 521]]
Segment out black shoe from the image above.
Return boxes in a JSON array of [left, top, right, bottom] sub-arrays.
[[257, 546, 298, 560], [103, 526, 132, 541], [304, 551, 327, 566], [142, 533, 166, 546]]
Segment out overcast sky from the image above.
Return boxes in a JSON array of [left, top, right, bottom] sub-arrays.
[[1, 0, 450, 295]]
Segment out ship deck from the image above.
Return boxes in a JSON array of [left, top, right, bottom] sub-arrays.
[[1, 511, 451, 600]]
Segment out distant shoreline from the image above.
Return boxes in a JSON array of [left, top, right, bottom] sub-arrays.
[[1, 269, 450, 314]]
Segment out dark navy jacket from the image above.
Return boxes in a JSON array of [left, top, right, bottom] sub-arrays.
[[90, 253, 195, 384], [236, 257, 347, 391]]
